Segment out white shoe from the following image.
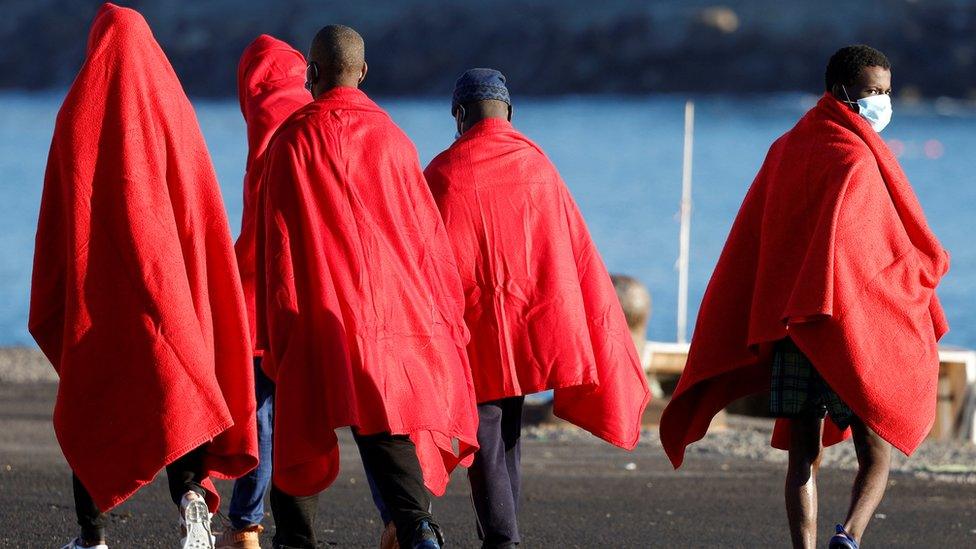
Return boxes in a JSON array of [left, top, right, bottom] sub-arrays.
[[179, 492, 215, 549], [61, 539, 108, 549]]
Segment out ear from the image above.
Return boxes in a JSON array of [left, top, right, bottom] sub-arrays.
[[832, 82, 856, 103], [358, 61, 368, 85], [455, 105, 465, 134], [830, 83, 843, 99]]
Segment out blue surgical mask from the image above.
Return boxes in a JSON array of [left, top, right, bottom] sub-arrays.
[[842, 86, 892, 133], [855, 94, 892, 133]]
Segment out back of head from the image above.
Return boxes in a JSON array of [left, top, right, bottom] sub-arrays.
[[824, 44, 891, 92], [237, 35, 307, 111], [63, 2, 189, 145], [238, 34, 307, 106], [452, 68, 512, 133], [237, 35, 310, 163], [307, 24, 366, 96], [54, 2, 211, 199], [611, 274, 652, 330], [84, 3, 169, 83]]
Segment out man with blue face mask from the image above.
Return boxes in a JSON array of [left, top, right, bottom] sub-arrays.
[[660, 44, 949, 549]]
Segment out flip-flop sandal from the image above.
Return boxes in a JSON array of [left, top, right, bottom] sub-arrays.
[[827, 524, 859, 549]]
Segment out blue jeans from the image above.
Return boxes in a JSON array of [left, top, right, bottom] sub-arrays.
[[229, 358, 275, 529]]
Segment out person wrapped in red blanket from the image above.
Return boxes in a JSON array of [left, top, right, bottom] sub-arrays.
[[424, 68, 650, 548], [659, 46, 949, 548], [29, 4, 257, 548], [257, 25, 478, 549], [216, 34, 311, 549], [235, 34, 311, 359]]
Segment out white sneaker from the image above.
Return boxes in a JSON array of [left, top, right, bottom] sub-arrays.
[[179, 492, 215, 549], [61, 539, 108, 549]]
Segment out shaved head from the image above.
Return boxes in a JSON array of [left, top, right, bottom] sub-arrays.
[[307, 25, 366, 96]]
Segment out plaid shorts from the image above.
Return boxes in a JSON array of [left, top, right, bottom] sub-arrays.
[[769, 338, 854, 429]]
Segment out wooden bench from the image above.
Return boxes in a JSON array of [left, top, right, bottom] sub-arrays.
[[642, 340, 976, 443]]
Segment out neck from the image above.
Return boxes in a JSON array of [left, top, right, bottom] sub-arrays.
[[461, 113, 507, 134], [314, 77, 360, 98]]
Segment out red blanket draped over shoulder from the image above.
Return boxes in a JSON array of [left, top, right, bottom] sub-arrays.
[[660, 94, 949, 468], [235, 35, 310, 355], [424, 119, 650, 449], [259, 87, 479, 496], [28, 4, 257, 511]]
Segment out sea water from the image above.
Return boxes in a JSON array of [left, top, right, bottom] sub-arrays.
[[2, 92, 973, 349]]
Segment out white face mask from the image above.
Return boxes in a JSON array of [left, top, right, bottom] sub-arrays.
[[842, 86, 892, 133], [855, 94, 892, 133]]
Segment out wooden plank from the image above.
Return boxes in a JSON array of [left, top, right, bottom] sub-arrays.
[[644, 340, 976, 442]]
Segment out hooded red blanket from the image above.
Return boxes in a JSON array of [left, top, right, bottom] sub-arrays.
[[235, 35, 310, 355], [660, 94, 949, 467], [28, 3, 257, 512], [258, 87, 479, 496], [424, 119, 650, 449]]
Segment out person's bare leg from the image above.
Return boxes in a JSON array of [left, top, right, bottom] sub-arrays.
[[841, 417, 891, 543], [785, 412, 824, 549]]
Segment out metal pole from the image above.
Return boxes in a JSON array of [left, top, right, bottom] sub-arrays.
[[677, 100, 694, 344]]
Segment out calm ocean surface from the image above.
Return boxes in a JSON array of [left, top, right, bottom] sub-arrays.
[[1, 92, 974, 349]]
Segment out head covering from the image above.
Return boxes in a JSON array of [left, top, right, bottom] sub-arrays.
[[30, 2, 257, 512], [452, 68, 510, 115]]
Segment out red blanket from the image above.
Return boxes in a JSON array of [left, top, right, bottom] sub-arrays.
[[424, 119, 650, 449], [259, 87, 479, 496], [235, 35, 310, 355], [29, 3, 257, 511], [660, 94, 949, 467]]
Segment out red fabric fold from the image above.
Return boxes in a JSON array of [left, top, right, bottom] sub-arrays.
[[660, 94, 949, 468], [259, 87, 479, 496], [424, 119, 650, 449], [235, 34, 310, 356], [29, 3, 257, 511]]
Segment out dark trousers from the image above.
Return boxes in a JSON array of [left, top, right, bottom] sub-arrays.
[[360, 442, 394, 526], [468, 397, 524, 549], [73, 445, 208, 542], [270, 432, 433, 549]]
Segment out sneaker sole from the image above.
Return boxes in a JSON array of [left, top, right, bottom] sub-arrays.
[[182, 498, 214, 549]]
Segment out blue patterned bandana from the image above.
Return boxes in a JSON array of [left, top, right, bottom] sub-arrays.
[[452, 68, 511, 115]]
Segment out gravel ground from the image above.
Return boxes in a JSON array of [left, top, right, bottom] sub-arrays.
[[524, 416, 976, 484], [3, 383, 976, 547], [6, 346, 975, 485]]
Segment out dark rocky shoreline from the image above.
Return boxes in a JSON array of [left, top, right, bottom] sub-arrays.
[[4, 0, 976, 99]]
